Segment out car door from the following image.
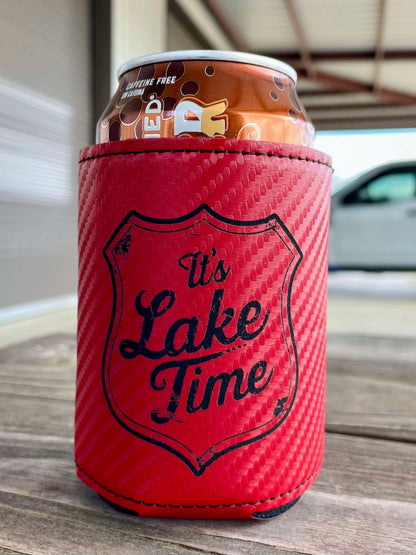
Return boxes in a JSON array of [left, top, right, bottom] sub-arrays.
[[330, 167, 416, 269]]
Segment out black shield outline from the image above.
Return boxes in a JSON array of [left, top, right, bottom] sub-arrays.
[[102, 204, 303, 475]]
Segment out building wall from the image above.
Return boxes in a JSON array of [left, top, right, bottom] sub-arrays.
[[0, 0, 226, 317], [0, 0, 91, 312]]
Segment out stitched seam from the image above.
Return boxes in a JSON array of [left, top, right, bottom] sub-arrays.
[[75, 461, 320, 509], [79, 149, 332, 170]]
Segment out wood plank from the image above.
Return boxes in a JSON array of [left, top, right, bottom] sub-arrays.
[[326, 333, 416, 441], [0, 334, 76, 368], [326, 373, 416, 441], [0, 432, 73, 463], [0, 367, 74, 382], [1, 492, 414, 555], [2, 333, 415, 368], [3, 333, 412, 367], [0, 491, 302, 555], [327, 357, 416, 385], [1, 333, 415, 443], [1, 333, 415, 554], [320, 434, 416, 502], [0, 548, 30, 555], [0, 383, 74, 401], [1, 433, 414, 509], [0, 395, 73, 438], [0, 433, 415, 554], [326, 334, 416, 365], [197, 492, 416, 555]]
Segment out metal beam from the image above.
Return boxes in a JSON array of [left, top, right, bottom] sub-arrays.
[[298, 89, 361, 97], [314, 115, 416, 130], [306, 102, 397, 112], [283, 0, 315, 78], [307, 105, 416, 120], [296, 68, 416, 106], [301, 93, 379, 107], [92, 0, 111, 144], [297, 69, 370, 93], [374, 0, 387, 91], [204, 0, 416, 108], [171, 0, 234, 50], [259, 50, 416, 64]]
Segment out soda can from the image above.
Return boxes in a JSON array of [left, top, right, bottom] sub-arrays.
[[96, 50, 315, 146]]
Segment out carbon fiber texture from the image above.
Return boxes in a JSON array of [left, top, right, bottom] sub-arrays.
[[76, 137, 332, 519]]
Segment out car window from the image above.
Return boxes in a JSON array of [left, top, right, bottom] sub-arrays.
[[343, 171, 416, 204]]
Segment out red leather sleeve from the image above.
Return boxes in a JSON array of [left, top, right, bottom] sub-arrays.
[[76, 137, 332, 519]]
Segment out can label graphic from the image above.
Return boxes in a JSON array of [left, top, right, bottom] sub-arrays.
[[103, 205, 302, 475]]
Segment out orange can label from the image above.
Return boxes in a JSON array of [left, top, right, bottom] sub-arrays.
[[97, 53, 315, 146]]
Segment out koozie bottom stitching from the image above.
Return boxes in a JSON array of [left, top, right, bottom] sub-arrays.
[[75, 461, 320, 509]]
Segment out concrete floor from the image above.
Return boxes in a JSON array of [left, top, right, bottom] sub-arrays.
[[0, 272, 415, 349], [0, 306, 77, 349], [327, 271, 416, 338]]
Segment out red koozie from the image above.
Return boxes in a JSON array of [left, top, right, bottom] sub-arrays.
[[76, 137, 332, 519]]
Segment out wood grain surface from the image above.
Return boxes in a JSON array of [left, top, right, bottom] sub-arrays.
[[0, 333, 415, 555]]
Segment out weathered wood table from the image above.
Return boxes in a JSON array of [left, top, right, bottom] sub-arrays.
[[0, 332, 415, 554]]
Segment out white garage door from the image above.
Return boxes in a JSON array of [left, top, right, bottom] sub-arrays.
[[0, 0, 91, 310]]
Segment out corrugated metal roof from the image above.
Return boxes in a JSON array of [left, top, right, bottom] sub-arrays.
[[384, 0, 416, 49], [297, 0, 380, 51], [203, 0, 416, 130]]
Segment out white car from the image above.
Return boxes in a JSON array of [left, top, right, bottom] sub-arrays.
[[329, 161, 416, 270]]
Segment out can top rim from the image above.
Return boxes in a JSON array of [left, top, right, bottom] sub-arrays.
[[117, 50, 297, 84]]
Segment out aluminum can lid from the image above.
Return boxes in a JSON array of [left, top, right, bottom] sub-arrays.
[[117, 50, 297, 85]]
